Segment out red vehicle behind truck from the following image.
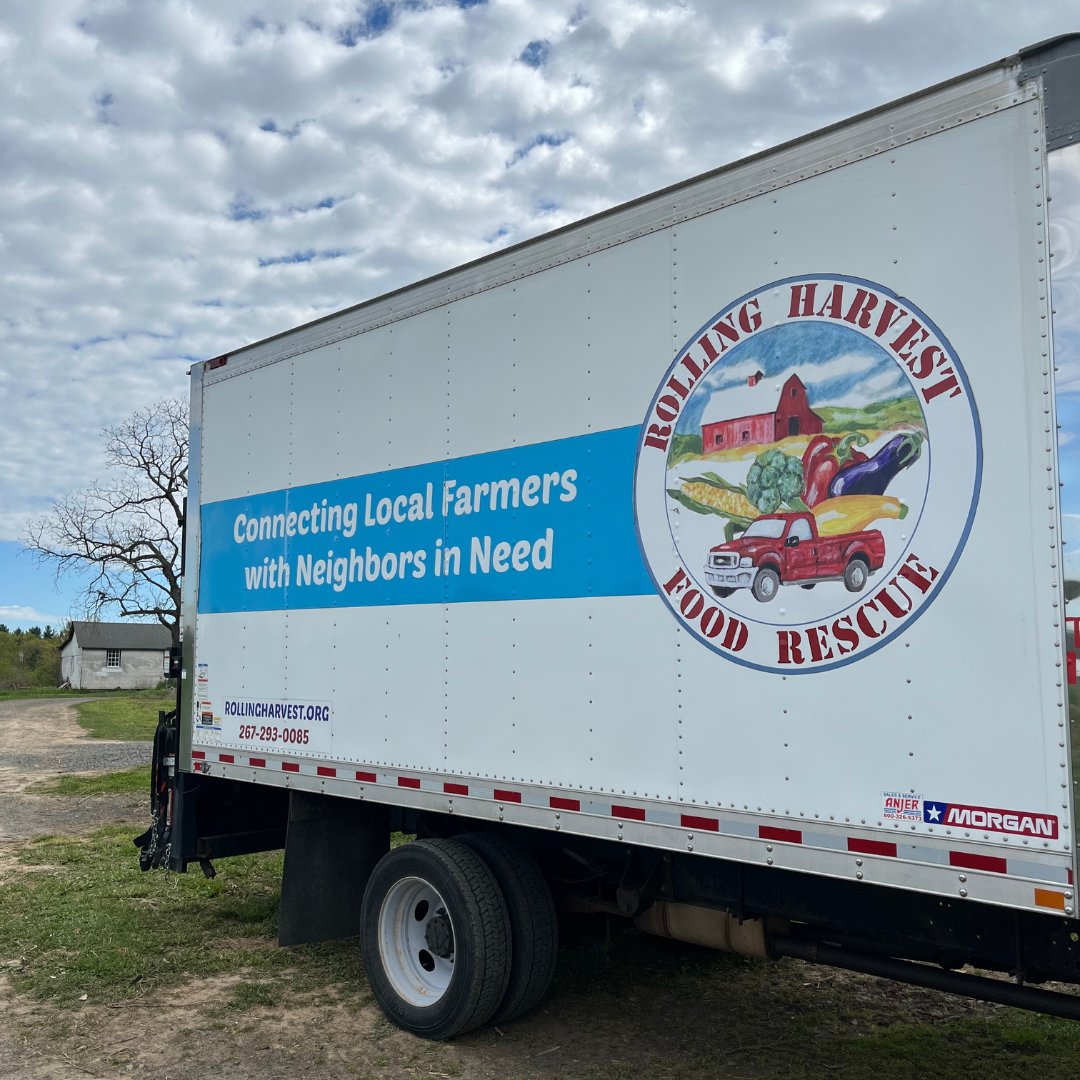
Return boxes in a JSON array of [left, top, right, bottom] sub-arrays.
[[704, 512, 886, 602]]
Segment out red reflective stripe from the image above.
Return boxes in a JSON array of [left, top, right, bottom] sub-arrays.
[[494, 788, 522, 804], [612, 805, 646, 821], [949, 850, 1007, 875], [249, 757, 266, 768], [282, 762, 300, 773], [356, 770, 377, 783], [218, 753, 234, 764], [1069, 651, 1077, 687], [550, 796, 580, 812], [759, 826, 803, 844], [681, 814, 719, 832], [191, 751, 205, 760], [398, 776, 421, 789], [847, 837, 898, 857], [317, 766, 336, 777], [444, 782, 469, 796]]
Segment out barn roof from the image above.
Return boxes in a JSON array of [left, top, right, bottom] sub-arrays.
[[65, 621, 172, 651], [701, 373, 779, 427]]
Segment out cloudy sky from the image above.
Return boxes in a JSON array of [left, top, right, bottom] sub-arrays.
[[1, 0, 1079, 629]]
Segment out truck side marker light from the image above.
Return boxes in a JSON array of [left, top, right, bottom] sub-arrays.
[[356, 770, 377, 782], [681, 814, 720, 832], [760, 826, 803, 844], [218, 753, 234, 764], [949, 851, 1007, 874], [282, 762, 300, 773], [444, 782, 469, 796], [398, 776, 421, 789], [191, 751, 205, 760], [249, 757, 266, 768], [494, 788, 522, 803], [1035, 888, 1067, 911], [848, 837, 898, 857], [612, 805, 647, 821], [317, 766, 336, 778], [550, 796, 580, 811]]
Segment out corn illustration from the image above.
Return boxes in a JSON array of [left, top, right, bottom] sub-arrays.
[[680, 481, 758, 521], [811, 494, 907, 536]]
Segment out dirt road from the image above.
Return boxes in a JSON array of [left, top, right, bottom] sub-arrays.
[[0, 697, 150, 855]]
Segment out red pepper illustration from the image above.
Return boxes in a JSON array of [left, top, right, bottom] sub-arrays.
[[801, 432, 869, 507]]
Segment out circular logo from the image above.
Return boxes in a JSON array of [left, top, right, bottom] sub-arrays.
[[633, 274, 981, 673]]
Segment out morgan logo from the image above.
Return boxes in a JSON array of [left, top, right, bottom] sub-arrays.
[[923, 800, 1059, 839], [633, 274, 981, 673]]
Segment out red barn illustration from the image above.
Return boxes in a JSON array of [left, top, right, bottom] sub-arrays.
[[701, 371, 823, 451]]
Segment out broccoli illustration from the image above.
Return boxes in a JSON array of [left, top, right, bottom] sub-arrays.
[[745, 449, 803, 514]]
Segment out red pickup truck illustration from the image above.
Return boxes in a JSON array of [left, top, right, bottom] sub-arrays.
[[704, 512, 886, 603]]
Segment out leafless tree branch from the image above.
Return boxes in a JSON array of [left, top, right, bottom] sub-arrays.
[[24, 398, 187, 642]]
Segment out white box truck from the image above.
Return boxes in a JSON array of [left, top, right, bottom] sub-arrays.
[[139, 35, 1080, 1037]]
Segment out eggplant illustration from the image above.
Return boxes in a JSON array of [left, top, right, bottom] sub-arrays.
[[828, 432, 923, 498]]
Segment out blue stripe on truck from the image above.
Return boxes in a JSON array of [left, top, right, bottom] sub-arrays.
[[197, 425, 653, 613]]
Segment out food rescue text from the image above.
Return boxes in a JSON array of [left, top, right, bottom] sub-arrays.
[[639, 279, 968, 668]]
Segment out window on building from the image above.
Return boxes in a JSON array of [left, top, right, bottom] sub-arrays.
[[741, 430, 750, 442], [106, 649, 121, 669], [713, 432, 723, 447]]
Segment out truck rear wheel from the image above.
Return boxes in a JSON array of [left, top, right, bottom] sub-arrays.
[[360, 838, 511, 1040], [844, 557, 869, 593], [751, 567, 780, 603], [458, 832, 559, 1024]]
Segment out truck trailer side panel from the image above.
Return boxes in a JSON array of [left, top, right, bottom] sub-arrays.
[[180, 42, 1078, 923]]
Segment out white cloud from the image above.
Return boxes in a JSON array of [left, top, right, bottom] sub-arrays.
[[0, 605, 65, 628], [1, 0, 1078, 587]]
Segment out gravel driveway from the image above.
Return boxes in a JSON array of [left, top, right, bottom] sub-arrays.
[[0, 697, 152, 848]]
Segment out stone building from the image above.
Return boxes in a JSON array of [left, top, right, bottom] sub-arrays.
[[59, 621, 172, 690]]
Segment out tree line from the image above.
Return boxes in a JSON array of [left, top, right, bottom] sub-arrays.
[[0, 625, 64, 689]]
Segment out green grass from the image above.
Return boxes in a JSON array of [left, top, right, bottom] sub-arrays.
[[2, 829, 1080, 1077], [25, 767, 150, 796], [72, 688, 175, 740], [0, 827, 359, 1005], [817, 393, 926, 433], [0, 688, 90, 701]]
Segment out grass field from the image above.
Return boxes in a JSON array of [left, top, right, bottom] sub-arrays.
[[0, 688, 89, 702], [72, 688, 175, 740], [1, 828, 1080, 1078], [25, 767, 150, 796]]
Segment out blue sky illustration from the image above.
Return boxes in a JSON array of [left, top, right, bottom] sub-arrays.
[[674, 321, 915, 436]]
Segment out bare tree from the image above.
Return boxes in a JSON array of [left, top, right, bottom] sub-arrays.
[[25, 398, 187, 643]]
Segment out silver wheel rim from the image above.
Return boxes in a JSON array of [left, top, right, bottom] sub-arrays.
[[378, 875, 455, 1007], [850, 564, 866, 589], [758, 573, 777, 599]]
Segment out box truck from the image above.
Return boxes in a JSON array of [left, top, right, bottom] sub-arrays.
[[139, 35, 1080, 1037]]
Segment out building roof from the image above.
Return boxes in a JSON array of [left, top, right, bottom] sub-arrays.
[[700, 373, 806, 427], [65, 621, 172, 651]]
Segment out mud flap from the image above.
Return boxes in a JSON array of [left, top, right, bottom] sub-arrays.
[[278, 791, 390, 946]]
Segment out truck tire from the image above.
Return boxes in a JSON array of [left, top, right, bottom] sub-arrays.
[[458, 832, 559, 1024], [711, 586, 736, 598], [751, 567, 780, 603], [360, 838, 511, 1040], [844, 557, 869, 593]]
